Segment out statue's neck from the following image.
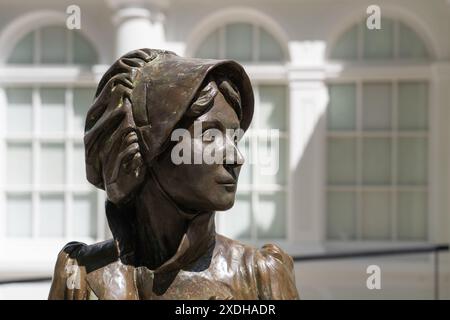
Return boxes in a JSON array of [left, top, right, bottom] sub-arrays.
[[133, 172, 213, 270]]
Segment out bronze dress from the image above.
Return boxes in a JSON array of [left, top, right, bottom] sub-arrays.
[[48, 213, 299, 300]]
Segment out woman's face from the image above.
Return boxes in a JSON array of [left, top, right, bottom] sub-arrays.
[[152, 87, 244, 212]]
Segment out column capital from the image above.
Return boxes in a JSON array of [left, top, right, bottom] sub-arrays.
[[108, 1, 166, 26], [106, 0, 170, 11]]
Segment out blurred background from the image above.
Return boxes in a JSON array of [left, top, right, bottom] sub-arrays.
[[0, 0, 449, 299]]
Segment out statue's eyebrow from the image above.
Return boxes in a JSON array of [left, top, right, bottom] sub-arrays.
[[188, 81, 218, 118]]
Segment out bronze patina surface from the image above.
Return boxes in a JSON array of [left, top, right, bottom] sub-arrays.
[[48, 48, 299, 300]]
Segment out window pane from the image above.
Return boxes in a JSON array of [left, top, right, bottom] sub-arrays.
[[398, 22, 429, 59], [196, 29, 220, 59], [41, 26, 67, 64], [73, 88, 94, 132], [73, 143, 86, 185], [74, 193, 97, 238], [225, 23, 252, 62], [397, 191, 427, 240], [40, 143, 65, 184], [363, 19, 394, 59], [327, 191, 356, 240], [41, 88, 65, 133], [362, 191, 391, 240], [327, 138, 356, 185], [73, 32, 98, 65], [397, 138, 427, 185], [7, 194, 32, 237], [7, 143, 32, 185], [39, 194, 64, 237], [259, 27, 284, 62], [8, 31, 34, 64], [256, 192, 286, 239], [362, 83, 392, 130], [398, 82, 428, 130], [6, 88, 33, 134], [330, 24, 358, 60], [362, 138, 391, 185], [328, 84, 356, 130], [259, 85, 286, 130], [217, 193, 251, 239], [255, 137, 286, 185]]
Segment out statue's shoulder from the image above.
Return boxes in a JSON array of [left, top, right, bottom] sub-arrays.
[[215, 233, 257, 257], [48, 239, 119, 300], [214, 234, 299, 300], [61, 239, 119, 273]]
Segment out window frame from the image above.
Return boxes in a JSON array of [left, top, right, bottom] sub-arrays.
[[0, 20, 108, 276]]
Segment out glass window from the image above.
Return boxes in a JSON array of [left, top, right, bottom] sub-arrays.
[[41, 26, 67, 64], [330, 25, 358, 60], [73, 193, 97, 238], [6, 88, 33, 134], [3, 87, 99, 239], [7, 143, 32, 185], [327, 191, 356, 241], [330, 18, 429, 61], [328, 84, 356, 131], [397, 191, 427, 240], [398, 82, 428, 130], [363, 18, 394, 59], [327, 138, 356, 185], [361, 191, 391, 240], [362, 83, 392, 130], [6, 194, 32, 237], [225, 23, 253, 62], [7, 26, 98, 66], [8, 32, 35, 64], [41, 88, 66, 133], [259, 27, 285, 62], [40, 143, 65, 185], [195, 30, 220, 60], [327, 81, 428, 241], [194, 22, 285, 63], [73, 88, 95, 132], [39, 194, 65, 237]]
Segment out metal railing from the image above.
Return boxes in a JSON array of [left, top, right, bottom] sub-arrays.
[[292, 243, 449, 300], [0, 243, 448, 299]]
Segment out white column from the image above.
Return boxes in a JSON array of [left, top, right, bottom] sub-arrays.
[[108, 1, 166, 58], [430, 63, 450, 243], [288, 72, 328, 244], [287, 41, 328, 244], [430, 62, 450, 299]]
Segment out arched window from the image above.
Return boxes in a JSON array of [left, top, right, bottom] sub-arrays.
[[326, 18, 431, 242], [330, 18, 430, 60], [195, 22, 286, 63], [192, 21, 289, 241], [7, 25, 98, 65], [2, 25, 101, 241]]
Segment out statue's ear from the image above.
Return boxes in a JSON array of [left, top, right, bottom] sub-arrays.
[[103, 134, 147, 205]]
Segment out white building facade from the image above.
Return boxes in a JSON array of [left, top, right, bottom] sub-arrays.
[[0, 0, 449, 299]]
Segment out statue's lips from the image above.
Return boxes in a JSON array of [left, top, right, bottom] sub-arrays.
[[217, 180, 237, 192]]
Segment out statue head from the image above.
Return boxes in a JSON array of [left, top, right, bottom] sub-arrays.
[[84, 49, 254, 214]]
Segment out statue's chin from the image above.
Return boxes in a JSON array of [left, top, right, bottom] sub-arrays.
[[214, 197, 236, 212]]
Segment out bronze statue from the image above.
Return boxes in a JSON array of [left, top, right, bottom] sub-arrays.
[[48, 49, 299, 300]]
